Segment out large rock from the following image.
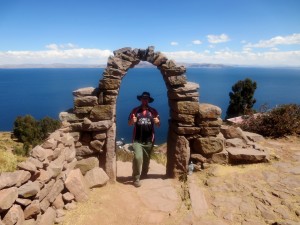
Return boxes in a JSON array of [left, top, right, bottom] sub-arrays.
[[84, 167, 109, 188], [196, 117, 223, 127], [169, 101, 199, 115], [99, 77, 121, 90], [243, 131, 265, 142], [75, 157, 99, 175], [39, 207, 56, 225], [168, 90, 199, 101], [90, 139, 105, 152], [166, 75, 187, 86], [65, 169, 89, 202], [211, 150, 229, 164], [188, 179, 208, 217], [18, 181, 40, 198], [36, 169, 52, 184], [220, 126, 248, 141], [62, 192, 75, 203], [90, 105, 114, 121], [190, 154, 207, 163], [75, 145, 97, 156], [192, 137, 224, 156], [170, 111, 195, 124], [17, 161, 37, 174], [170, 122, 201, 135], [171, 82, 199, 93], [82, 120, 113, 132], [73, 87, 97, 97], [39, 179, 55, 201], [198, 103, 222, 119], [92, 132, 107, 140], [24, 200, 40, 219], [2, 204, 24, 225], [153, 52, 168, 66], [106, 56, 132, 71], [226, 147, 269, 164], [166, 130, 190, 178], [46, 179, 64, 203], [200, 126, 220, 136], [30, 145, 51, 162], [105, 123, 117, 182], [0, 187, 18, 212], [225, 138, 247, 148], [74, 96, 98, 107], [52, 193, 64, 209], [41, 138, 58, 150], [0, 171, 31, 190], [27, 157, 43, 169]]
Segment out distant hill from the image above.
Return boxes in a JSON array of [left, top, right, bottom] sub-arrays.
[[0, 63, 105, 69], [0, 62, 229, 69]]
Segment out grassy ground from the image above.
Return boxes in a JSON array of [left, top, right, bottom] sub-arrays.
[[0, 132, 26, 172]]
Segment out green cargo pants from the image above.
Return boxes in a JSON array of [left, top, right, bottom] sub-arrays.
[[132, 141, 153, 181]]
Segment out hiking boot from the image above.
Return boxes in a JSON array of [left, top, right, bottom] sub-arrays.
[[133, 179, 141, 188]]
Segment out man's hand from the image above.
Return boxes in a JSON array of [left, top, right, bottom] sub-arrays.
[[128, 114, 137, 126], [132, 114, 137, 123], [153, 117, 160, 126]]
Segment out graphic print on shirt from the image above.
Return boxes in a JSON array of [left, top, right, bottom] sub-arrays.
[[137, 117, 152, 126]]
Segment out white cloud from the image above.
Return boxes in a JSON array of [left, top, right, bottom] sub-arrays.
[[46, 43, 77, 50], [270, 47, 279, 51], [45, 43, 59, 50], [242, 47, 252, 52], [207, 33, 230, 43], [170, 42, 179, 46], [192, 40, 202, 45], [1, 43, 300, 67], [0, 45, 113, 64], [162, 49, 300, 67], [245, 33, 300, 48]]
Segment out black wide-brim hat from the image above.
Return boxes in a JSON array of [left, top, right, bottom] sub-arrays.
[[137, 91, 154, 103]]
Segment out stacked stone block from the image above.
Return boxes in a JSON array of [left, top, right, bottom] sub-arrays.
[[0, 128, 109, 225]]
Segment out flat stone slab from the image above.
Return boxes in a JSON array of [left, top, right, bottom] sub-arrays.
[[188, 177, 208, 217], [226, 147, 269, 163]]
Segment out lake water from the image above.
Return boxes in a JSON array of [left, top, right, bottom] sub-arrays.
[[0, 67, 299, 144]]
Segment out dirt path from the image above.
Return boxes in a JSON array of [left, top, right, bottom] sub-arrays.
[[62, 160, 187, 225], [62, 136, 300, 225]]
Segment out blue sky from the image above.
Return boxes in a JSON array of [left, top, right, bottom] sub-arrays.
[[0, 0, 300, 66]]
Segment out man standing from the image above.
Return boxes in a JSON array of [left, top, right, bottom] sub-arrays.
[[128, 91, 160, 187]]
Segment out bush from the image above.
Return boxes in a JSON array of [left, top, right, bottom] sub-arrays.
[[226, 78, 257, 119], [13, 115, 61, 155], [240, 104, 300, 137]]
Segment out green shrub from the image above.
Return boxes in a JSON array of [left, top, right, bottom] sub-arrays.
[[240, 104, 300, 137], [13, 115, 61, 155], [226, 78, 257, 119]]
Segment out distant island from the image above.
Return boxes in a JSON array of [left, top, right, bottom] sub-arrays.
[[0, 62, 229, 69]]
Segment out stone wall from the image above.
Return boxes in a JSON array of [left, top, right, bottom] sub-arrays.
[[0, 128, 109, 225]]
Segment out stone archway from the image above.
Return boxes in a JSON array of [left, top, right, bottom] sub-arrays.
[[68, 46, 223, 182]]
